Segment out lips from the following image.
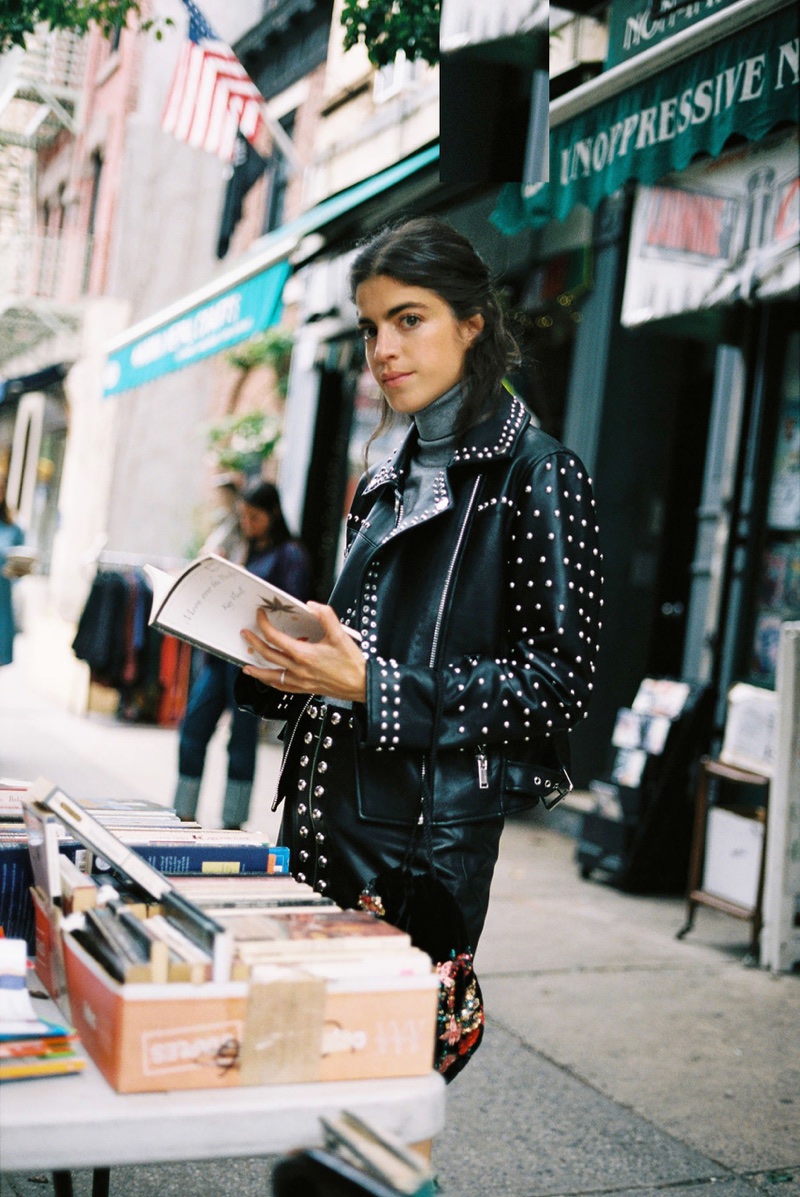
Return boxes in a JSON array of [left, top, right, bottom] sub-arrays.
[[381, 372, 412, 387]]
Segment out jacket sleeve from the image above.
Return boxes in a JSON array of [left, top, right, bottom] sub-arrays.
[[358, 450, 602, 751], [234, 672, 299, 722]]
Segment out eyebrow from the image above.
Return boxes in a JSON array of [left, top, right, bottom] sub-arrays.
[[357, 302, 430, 327]]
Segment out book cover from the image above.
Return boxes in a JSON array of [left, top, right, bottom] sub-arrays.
[[33, 779, 172, 902], [221, 908, 412, 958], [145, 553, 360, 669]]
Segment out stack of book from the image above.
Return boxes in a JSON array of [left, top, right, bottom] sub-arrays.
[[1, 780, 289, 950], [0, 937, 85, 1083], [26, 783, 439, 1090]]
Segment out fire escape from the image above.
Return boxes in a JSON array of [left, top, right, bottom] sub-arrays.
[[0, 29, 88, 368]]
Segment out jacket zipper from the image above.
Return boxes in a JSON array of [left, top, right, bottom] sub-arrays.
[[425, 475, 483, 795], [428, 476, 482, 668], [476, 745, 489, 789]]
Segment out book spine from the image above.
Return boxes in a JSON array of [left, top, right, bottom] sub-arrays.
[[144, 915, 212, 982], [71, 925, 129, 984], [268, 846, 290, 874], [0, 840, 81, 951], [160, 889, 233, 983], [0, 1056, 86, 1080], [84, 908, 153, 983], [128, 844, 275, 875], [21, 802, 62, 903], [113, 907, 170, 984]]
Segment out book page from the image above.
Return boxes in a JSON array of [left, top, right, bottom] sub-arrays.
[[145, 554, 324, 668]]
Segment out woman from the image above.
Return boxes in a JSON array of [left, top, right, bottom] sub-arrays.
[[0, 474, 25, 668], [236, 217, 602, 951], [174, 479, 311, 829]]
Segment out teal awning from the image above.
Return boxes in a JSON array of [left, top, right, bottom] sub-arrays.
[[103, 145, 440, 397], [492, 0, 798, 232], [102, 261, 291, 397]]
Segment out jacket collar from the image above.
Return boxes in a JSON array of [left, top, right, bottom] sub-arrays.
[[363, 391, 531, 495]]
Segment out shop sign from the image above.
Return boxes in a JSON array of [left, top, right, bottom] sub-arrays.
[[491, 2, 799, 232], [621, 132, 799, 325], [102, 260, 291, 398], [605, 0, 739, 69]]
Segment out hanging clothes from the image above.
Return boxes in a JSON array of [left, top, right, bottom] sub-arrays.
[[72, 567, 190, 725]]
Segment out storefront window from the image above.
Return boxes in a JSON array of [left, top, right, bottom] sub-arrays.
[[748, 330, 800, 688]]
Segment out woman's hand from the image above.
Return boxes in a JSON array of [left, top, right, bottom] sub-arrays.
[[240, 603, 367, 703]]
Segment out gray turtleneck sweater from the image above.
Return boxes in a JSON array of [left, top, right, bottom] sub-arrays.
[[399, 382, 464, 526]]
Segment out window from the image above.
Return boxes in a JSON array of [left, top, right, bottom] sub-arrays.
[[83, 151, 103, 292], [373, 51, 423, 103], [263, 112, 296, 235]]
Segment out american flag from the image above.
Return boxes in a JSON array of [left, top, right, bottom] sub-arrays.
[[161, 0, 270, 162]]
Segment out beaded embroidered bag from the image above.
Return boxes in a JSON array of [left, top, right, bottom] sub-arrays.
[[359, 866, 484, 1082]]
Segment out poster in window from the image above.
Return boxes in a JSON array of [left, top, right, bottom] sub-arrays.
[[768, 407, 800, 530]]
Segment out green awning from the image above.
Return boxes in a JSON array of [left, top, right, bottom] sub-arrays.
[[492, 0, 798, 232]]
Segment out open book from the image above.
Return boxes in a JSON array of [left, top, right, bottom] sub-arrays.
[[144, 553, 358, 668]]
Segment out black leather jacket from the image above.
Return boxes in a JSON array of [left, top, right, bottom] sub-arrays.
[[238, 393, 602, 831]]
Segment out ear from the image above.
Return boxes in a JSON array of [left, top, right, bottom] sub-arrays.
[[463, 313, 485, 345]]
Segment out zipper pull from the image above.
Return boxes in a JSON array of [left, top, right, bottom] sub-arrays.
[[476, 747, 489, 789]]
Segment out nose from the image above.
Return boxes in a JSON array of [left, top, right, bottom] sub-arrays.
[[371, 324, 397, 363]]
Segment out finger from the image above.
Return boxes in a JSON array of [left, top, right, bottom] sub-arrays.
[[242, 661, 289, 687], [307, 602, 347, 642], [253, 608, 298, 653]]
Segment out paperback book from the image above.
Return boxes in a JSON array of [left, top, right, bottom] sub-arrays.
[[145, 553, 360, 669]]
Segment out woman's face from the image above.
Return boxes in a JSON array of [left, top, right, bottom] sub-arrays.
[[238, 501, 271, 544], [355, 275, 484, 416]]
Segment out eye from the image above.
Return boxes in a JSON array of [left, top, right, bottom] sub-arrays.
[[400, 314, 421, 329], [360, 325, 376, 342]]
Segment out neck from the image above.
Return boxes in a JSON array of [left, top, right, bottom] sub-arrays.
[[414, 382, 464, 443]]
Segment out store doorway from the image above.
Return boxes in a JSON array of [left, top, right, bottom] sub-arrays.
[[646, 340, 715, 678]]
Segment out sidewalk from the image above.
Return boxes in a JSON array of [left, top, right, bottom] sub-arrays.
[[1, 651, 798, 1197]]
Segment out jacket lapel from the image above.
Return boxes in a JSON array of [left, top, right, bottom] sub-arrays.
[[330, 393, 531, 618]]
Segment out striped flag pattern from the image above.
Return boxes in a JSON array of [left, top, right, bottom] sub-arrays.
[[161, 0, 267, 162]]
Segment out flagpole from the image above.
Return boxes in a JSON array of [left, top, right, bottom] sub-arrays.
[[261, 108, 302, 175]]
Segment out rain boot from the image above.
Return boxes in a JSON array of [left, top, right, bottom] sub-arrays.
[[173, 775, 201, 821], [222, 778, 252, 830]]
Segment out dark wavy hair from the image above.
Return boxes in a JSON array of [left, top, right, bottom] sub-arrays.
[[349, 217, 521, 443]]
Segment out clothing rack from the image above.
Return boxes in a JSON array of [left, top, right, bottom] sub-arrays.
[[90, 549, 188, 572], [73, 548, 193, 727]]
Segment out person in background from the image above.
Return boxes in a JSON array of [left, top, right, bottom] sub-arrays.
[[235, 216, 602, 954], [0, 474, 25, 668], [173, 480, 312, 828]]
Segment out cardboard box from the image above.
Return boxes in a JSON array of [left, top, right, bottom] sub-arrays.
[[702, 806, 765, 909], [60, 930, 438, 1093], [31, 886, 70, 1013]]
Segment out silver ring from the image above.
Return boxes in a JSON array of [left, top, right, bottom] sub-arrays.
[[280, 668, 287, 685]]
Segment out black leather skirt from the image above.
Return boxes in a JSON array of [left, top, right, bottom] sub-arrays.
[[276, 698, 504, 949]]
